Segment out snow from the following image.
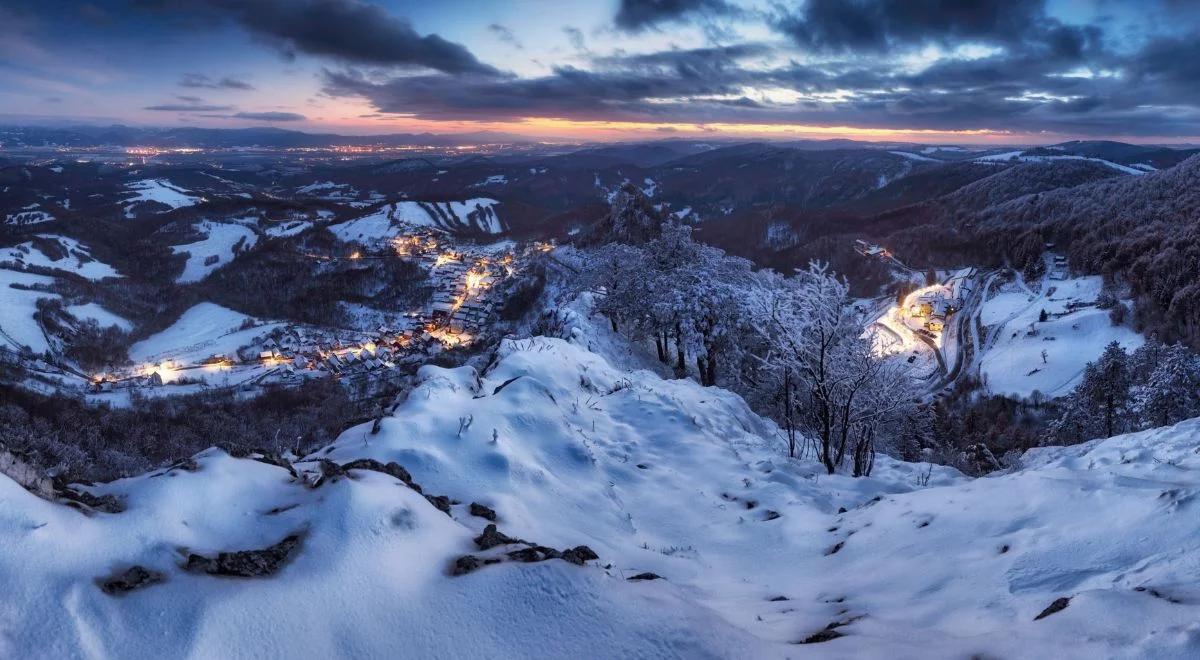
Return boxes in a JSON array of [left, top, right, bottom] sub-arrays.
[[9, 307, 1200, 656], [171, 221, 258, 284], [975, 150, 1026, 162], [0, 268, 56, 353], [472, 174, 508, 186], [979, 276, 1144, 398], [65, 303, 132, 331], [4, 208, 54, 226], [296, 181, 345, 194], [0, 235, 120, 281], [327, 199, 504, 242], [263, 220, 312, 238], [971, 151, 1146, 175], [123, 179, 203, 216], [129, 303, 282, 365], [888, 150, 940, 162]]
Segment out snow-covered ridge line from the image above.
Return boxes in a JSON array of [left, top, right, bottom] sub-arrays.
[[328, 198, 505, 243], [972, 151, 1147, 175]]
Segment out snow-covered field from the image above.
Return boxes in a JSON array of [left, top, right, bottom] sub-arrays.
[[129, 303, 281, 365], [0, 235, 120, 281], [123, 179, 203, 216], [0, 268, 57, 353], [328, 199, 505, 243], [170, 221, 258, 283], [65, 303, 132, 331], [263, 220, 312, 238], [979, 276, 1143, 398], [6, 311, 1200, 657]]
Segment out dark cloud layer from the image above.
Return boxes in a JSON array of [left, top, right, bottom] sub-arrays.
[[170, 0, 497, 74], [614, 0, 733, 31], [311, 0, 1200, 137], [180, 73, 254, 90]]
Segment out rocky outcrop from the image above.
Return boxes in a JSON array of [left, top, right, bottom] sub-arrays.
[[1, 443, 123, 514], [98, 566, 165, 595], [1034, 596, 1071, 621], [577, 184, 665, 247], [469, 502, 497, 521], [184, 533, 304, 578], [474, 524, 521, 550]]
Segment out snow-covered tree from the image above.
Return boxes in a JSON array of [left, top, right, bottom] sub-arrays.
[[750, 263, 912, 474], [1132, 343, 1200, 429]]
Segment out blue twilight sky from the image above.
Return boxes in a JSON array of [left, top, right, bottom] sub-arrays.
[[2, 0, 1199, 143]]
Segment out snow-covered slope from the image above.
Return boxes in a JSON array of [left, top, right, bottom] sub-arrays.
[[328, 199, 505, 243], [170, 221, 258, 284], [129, 303, 281, 364], [979, 276, 1143, 398], [5, 321, 1200, 657], [0, 235, 120, 281], [0, 268, 57, 353], [123, 179, 204, 216]]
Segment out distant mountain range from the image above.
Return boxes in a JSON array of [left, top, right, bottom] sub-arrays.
[[0, 125, 536, 149]]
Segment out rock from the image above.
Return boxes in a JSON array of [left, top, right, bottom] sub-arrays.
[[341, 459, 417, 490], [450, 554, 500, 576], [468, 502, 497, 521], [768, 595, 789, 602], [837, 507, 847, 514], [1034, 596, 1071, 621], [763, 510, 782, 521], [825, 541, 845, 556], [168, 457, 200, 472], [798, 629, 844, 644], [59, 487, 124, 514], [560, 545, 599, 565], [474, 524, 520, 550], [0, 443, 56, 501], [627, 572, 662, 581], [307, 459, 347, 488], [507, 546, 560, 563], [251, 453, 298, 479], [98, 566, 165, 595], [184, 533, 304, 578], [424, 494, 453, 515]]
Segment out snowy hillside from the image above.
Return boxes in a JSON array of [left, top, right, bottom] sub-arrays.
[[122, 179, 204, 217], [328, 199, 505, 243], [6, 313, 1200, 657], [979, 275, 1143, 398], [170, 221, 258, 284], [0, 235, 120, 281], [129, 302, 282, 365]]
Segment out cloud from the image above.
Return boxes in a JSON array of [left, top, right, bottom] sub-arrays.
[[488, 23, 522, 50], [563, 26, 588, 53], [182, 0, 498, 74], [144, 102, 234, 112], [180, 73, 255, 90], [232, 111, 306, 121], [614, 0, 734, 31], [774, 0, 1098, 60]]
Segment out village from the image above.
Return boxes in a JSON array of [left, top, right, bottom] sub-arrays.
[[83, 231, 555, 402]]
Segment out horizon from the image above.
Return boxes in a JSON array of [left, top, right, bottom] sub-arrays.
[[4, 1, 1200, 144]]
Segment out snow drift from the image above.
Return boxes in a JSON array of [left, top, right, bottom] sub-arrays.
[[4, 325, 1200, 657]]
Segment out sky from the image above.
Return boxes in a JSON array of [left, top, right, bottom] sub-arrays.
[[2, 0, 1200, 144]]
